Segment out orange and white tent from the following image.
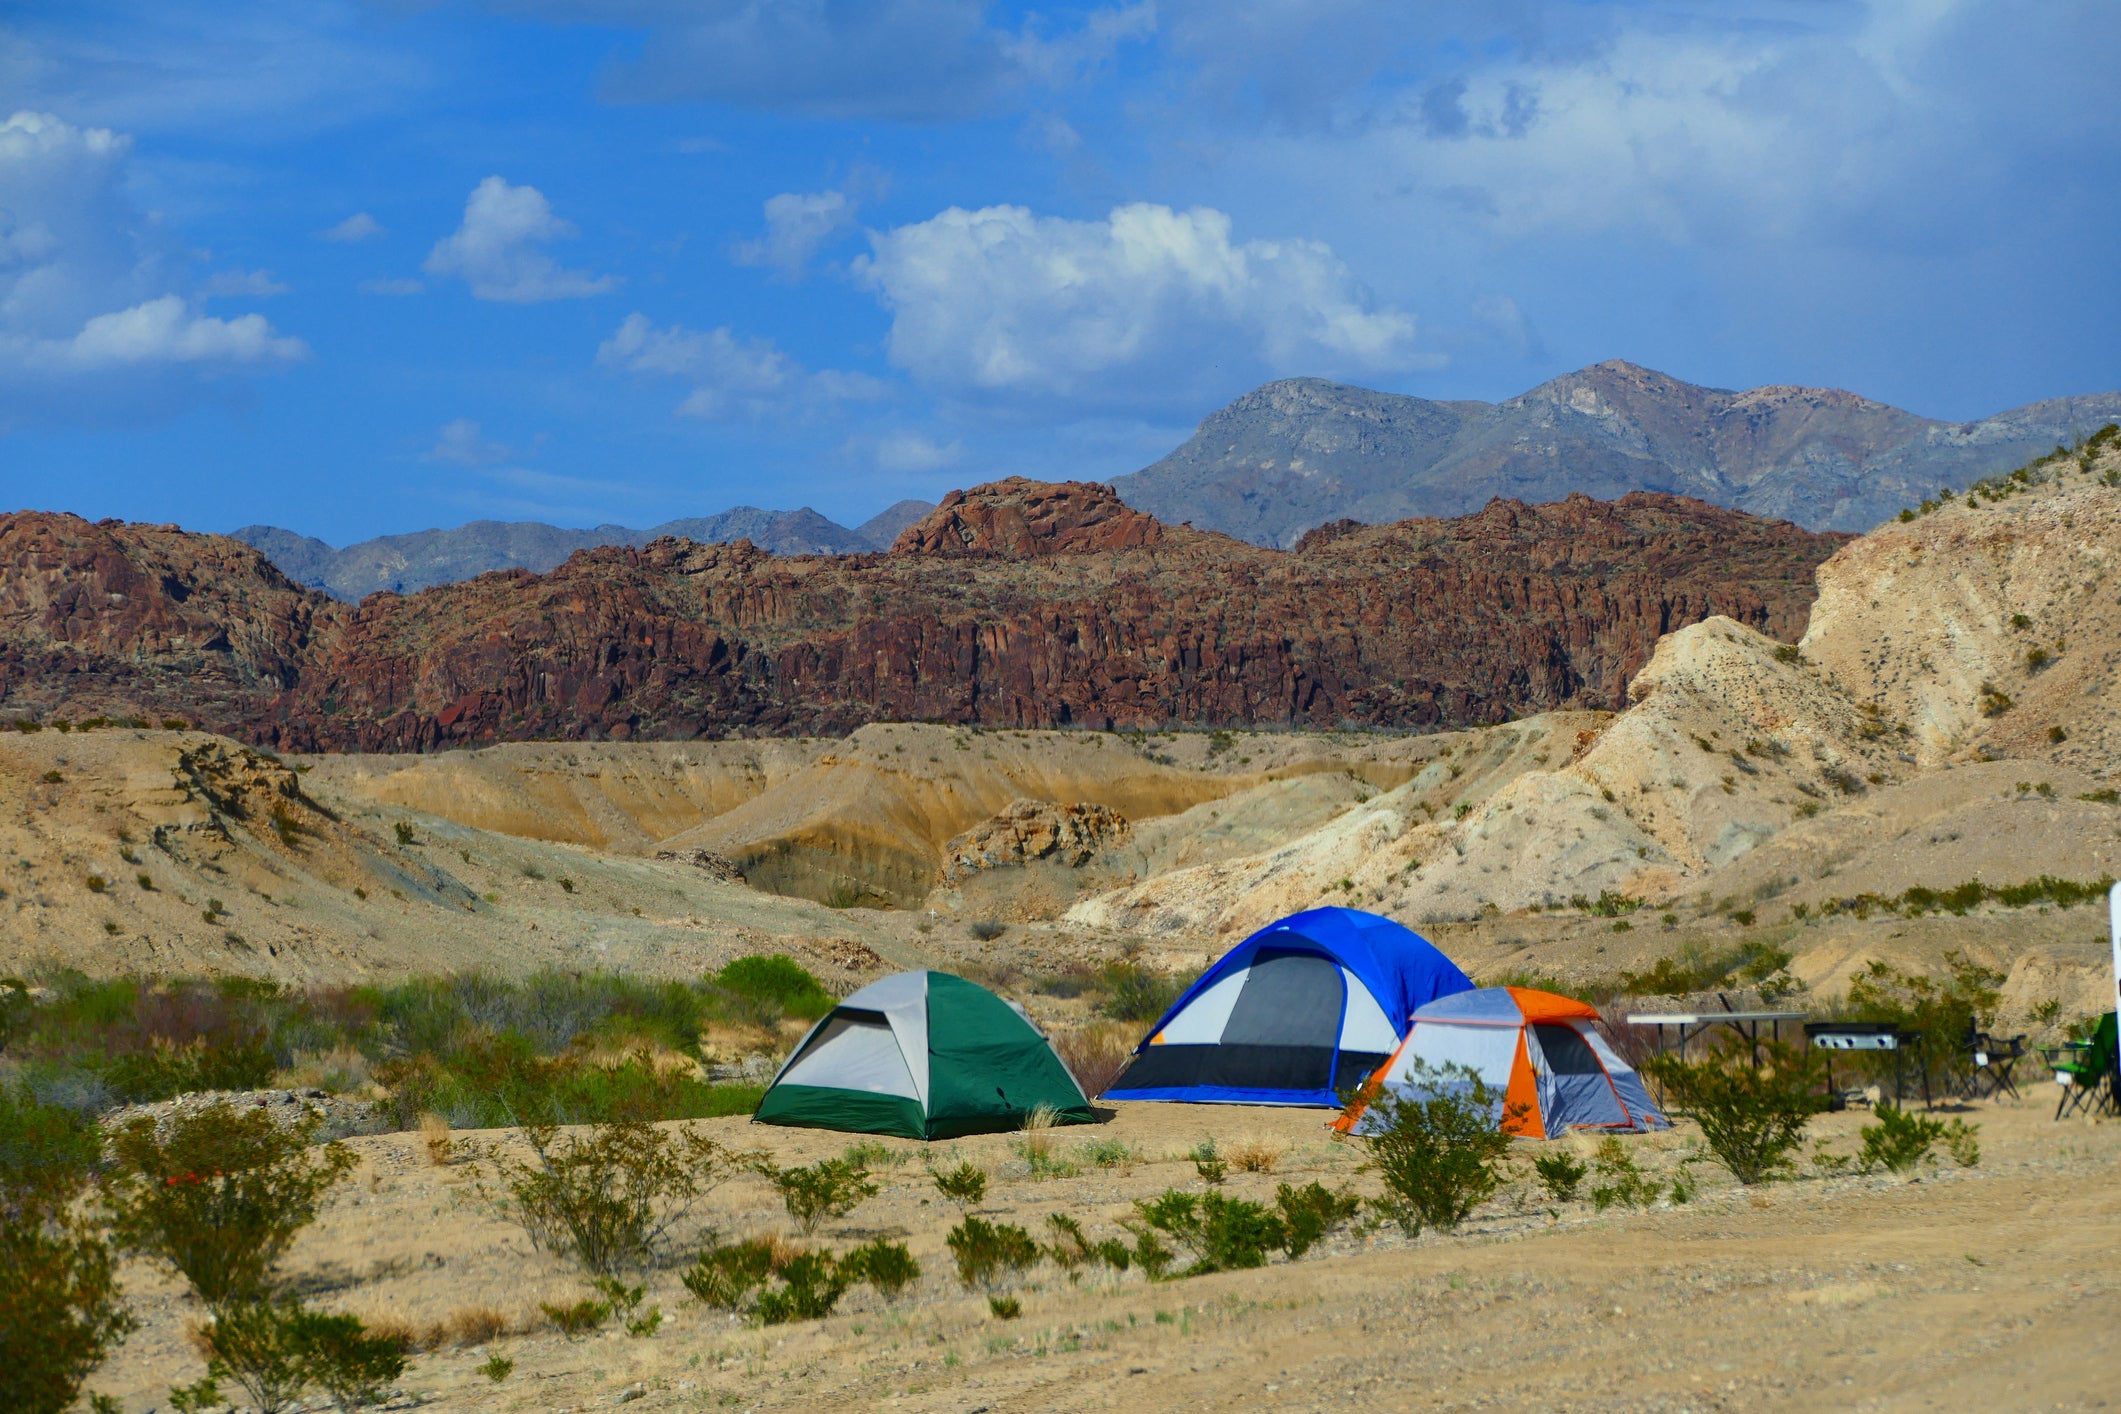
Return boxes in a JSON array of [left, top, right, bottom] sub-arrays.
[[1333, 986, 1667, 1139]]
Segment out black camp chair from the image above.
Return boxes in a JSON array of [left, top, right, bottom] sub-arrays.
[[1961, 1023, 2026, 1101]]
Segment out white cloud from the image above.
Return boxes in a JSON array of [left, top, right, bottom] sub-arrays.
[[0, 111, 306, 424], [321, 212, 384, 243], [733, 190, 856, 278], [201, 268, 288, 298], [853, 202, 1428, 407], [426, 418, 510, 467], [598, 312, 885, 421], [424, 177, 617, 303], [1180, 3, 2121, 260], [358, 277, 424, 296], [51, 295, 306, 368], [873, 430, 963, 473]]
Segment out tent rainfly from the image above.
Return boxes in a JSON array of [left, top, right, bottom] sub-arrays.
[[1333, 986, 1669, 1139], [1103, 906, 1476, 1107], [753, 970, 1094, 1140]]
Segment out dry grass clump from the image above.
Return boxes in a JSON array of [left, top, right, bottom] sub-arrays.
[[417, 1112, 454, 1166], [1018, 1103, 1059, 1161], [1228, 1137, 1285, 1174], [356, 1313, 420, 1353], [386, 1304, 519, 1351], [277, 1044, 374, 1092], [1052, 1021, 1137, 1099], [446, 1304, 511, 1347]]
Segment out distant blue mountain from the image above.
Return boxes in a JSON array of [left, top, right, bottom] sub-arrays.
[[231, 500, 934, 600]]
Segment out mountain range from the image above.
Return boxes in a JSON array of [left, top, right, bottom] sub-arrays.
[[1114, 360, 2121, 546], [1, 480, 1842, 748], [221, 362, 2120, 598], [231, 500, 934, 600]]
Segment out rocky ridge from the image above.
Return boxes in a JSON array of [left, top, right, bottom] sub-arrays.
[[0, 480, 1844, 751]]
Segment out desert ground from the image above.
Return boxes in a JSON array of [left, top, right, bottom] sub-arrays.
[[84, 1092, 2121, 1414]]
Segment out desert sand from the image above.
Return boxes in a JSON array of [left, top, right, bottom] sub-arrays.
[[82, 1093, 2121, 1413]]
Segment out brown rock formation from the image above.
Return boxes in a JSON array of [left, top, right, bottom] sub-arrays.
[[0, 480, 1846, 749], [890, 478, 1167, 557], [938, 799, 1134, 885], [0, 513, 331, 733]]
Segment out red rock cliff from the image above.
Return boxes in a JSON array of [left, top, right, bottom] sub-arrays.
[[0, 483, 1847, 750]]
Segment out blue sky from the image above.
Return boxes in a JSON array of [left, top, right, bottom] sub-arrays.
[[2, 0, 2117, 542]]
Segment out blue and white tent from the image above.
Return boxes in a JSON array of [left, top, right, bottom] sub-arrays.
[[1103, 907, 1475, 1107]]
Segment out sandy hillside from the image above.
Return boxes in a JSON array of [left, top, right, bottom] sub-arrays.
[[1050, 439, 2121, 1013], [310, 722, 1439, 910], [0, 726, 914, 985], [298, 739, 836, 852], [78, 1093, 2121, 1414]]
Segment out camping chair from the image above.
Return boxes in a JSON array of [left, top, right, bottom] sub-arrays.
[[2042, 1013, 2119, 1121], [1962, 1024, 2027, 1102]]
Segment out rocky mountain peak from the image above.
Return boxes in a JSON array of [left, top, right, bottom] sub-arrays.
[[1118, 362, 2121, 543], [890, 477, 1168, 557]]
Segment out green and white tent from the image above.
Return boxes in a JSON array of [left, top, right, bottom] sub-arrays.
[[753, 970, 1095, 1140]]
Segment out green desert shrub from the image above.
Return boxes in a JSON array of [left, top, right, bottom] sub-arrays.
[[1839, 953, 2007, 1096], [1274, 1182, 1361, 1258], [1042, 1213, 1136, 1275], [685, 1235, 909, 1321], [946, 1215, 1041, 1290], [1942, 1117, 1981, 1167], [3, 963, 829, 1131], [0, 1136, 136, 1414], [841, 1238, 921, 1299], [1075, 1136, 1136, 1168], [0, 1086, 103, 1210], [1588, 1138, 1663, 1210], [485, 1119, 756, 1279], [768, 1157, 879, 1235], [1188, 1138, 1227, 1184], [1353, 1061, 1516, 1235], [932, 1161, 987, 1211], [105, 1106, 356, 1310], [538, 1295, 612, 1340], [1618, 941, 1796, 1000], [682, 1236, 777, 1311], [1641, 1039, 1825, 1185], [588, 1276, 660, 1337], [1532, 1150, 1587, 1203], [1857, 1104, 1957, 1175], [1129, 1191, 1287, 1275], [1095, 961, 1195, 1023], [712, 955, 834, 1022], [755, 1250, 851, 1324], [176, 1302, 408, 1414]]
